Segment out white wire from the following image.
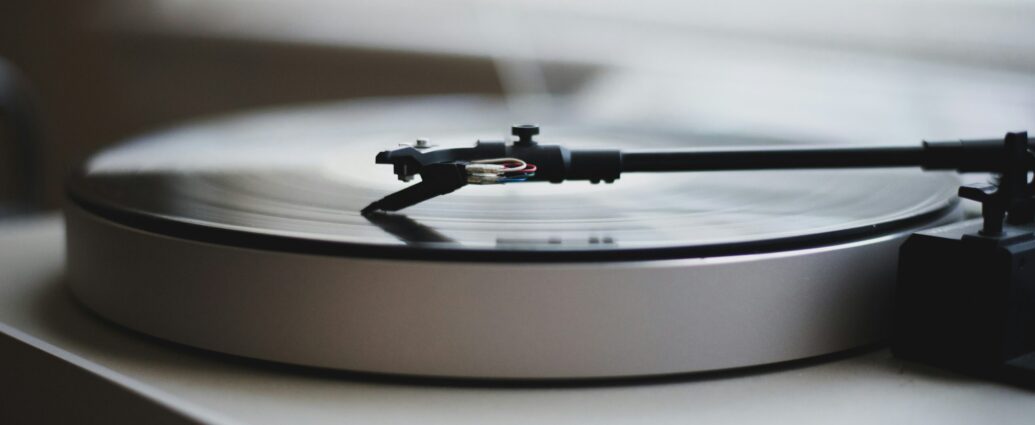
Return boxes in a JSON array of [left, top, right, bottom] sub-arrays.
[[470, 157, 527, 173], [467, 173, 502, 184]]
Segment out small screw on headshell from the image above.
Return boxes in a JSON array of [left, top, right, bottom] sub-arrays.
[[512, 124, 539, 146]]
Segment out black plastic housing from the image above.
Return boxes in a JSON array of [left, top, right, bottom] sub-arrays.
[[893, 218, 1035, 386]]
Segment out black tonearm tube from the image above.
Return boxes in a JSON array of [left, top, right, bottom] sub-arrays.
[[365, 125, 1034, 236]]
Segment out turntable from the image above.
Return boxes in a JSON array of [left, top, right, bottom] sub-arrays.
[[63, 97, 977, 379]]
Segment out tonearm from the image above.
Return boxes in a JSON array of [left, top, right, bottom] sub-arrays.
[[365, 125, 1034, 237]]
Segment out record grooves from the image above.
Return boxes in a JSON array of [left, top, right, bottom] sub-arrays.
[[66, 185, 959, 263]]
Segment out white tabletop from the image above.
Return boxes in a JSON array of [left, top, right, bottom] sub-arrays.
[[1, 214, 1033, 424]]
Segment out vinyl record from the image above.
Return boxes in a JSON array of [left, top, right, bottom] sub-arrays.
[[68, 97, 958, 262]]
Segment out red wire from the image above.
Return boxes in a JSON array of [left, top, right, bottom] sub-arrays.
[[499, 162, 536, 176]]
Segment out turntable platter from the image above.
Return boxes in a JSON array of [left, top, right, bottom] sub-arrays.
[[63, 96, 962, 379], [69, 97, 957, 261]]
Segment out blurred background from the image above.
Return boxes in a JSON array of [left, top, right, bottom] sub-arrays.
[[1, 0, 1034, 213]]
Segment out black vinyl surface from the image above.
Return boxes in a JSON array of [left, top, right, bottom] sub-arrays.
[[68, 97, 960, 262]]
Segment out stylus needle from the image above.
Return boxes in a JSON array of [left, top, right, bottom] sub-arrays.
[[361, 163, 469, 214]]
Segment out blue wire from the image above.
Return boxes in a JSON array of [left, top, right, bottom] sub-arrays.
[[500, 171, 534, 183]]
